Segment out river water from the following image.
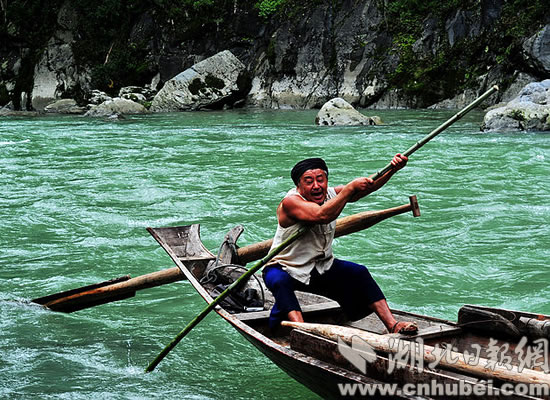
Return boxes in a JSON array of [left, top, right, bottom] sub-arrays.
[[1, 109, 549, 399]]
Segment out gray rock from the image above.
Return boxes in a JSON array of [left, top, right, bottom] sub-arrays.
[[121, 93, 147, 104], [369, 89, 416, 110], [8, 0, 548, 112], [84, 97, 149, 117], [481, 80, 550, 132], [0, 109, 40, 117], [151, 50, 247, 112], [20, 92, 29, 110], [44, 98, 86, 114], [119, 86, 156, 101], [0, 101, 39, 116], [248, 2, 386, 109], [446, 10, 479, 47], [88, 90, 112, 106], [428, 71, 537, 109], [150, 73, 161, 91], [2, 101, 14, 111], [315, 98, 382, 126], [428, 89, 480, 110], [522, 24, 550, 75], [500, 72, 538, 103]]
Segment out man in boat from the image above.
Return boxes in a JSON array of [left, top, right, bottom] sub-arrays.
[[263, 156, 418, 334]]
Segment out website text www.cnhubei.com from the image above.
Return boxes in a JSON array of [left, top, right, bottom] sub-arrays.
[[338, 380, 550, 398]]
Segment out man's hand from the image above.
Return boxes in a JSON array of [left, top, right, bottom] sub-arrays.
[[391, 153, 408, 171], [349, 177, 375, 194]]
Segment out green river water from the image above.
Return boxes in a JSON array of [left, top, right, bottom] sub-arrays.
[[1, 109, 549, 399]]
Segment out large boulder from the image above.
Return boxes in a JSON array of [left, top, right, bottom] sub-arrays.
[[84, 98, 148, 117], [151, 50, 247, 112], [44, 99, 86, 114], [481, 80, 550, 132], [315, 98, 382, 126]]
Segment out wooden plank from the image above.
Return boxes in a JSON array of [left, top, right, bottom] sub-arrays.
[[149, 225, 215, 261], [47, 291, 136, 313], [464, 304, 550, 322], [236, 301, 341, 322], [148, 226, 195, 240], [217, 225, 244, 265], [345, 309, 457, 336], [407, 325, 463, 341], [458, 305, 522, 339]]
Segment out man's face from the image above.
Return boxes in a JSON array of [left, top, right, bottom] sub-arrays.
[[297, 168, 328, 205]]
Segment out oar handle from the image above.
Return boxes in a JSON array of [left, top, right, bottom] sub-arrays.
[[145, 225, 307, 372], [371, 85, 499, 181]]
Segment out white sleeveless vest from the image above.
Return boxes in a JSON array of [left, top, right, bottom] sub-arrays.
[[265, 187, 337, 284]]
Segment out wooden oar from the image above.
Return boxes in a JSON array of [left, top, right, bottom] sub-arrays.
[[282, 321, 550, 386], [238, 194, 420, 263], [32, 196, 420, 313]]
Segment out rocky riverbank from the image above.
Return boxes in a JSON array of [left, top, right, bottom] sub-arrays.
[[1, 0, 549, 127]]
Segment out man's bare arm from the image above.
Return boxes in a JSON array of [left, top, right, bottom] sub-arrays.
[[279, 179, 371, 227]]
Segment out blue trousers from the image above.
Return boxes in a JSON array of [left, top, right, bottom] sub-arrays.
[[263, 259, 385, 329]]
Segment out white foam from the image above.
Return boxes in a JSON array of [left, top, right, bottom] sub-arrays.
[[0, 139, 30, 146]]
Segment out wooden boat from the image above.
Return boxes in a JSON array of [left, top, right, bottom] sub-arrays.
[[148, 222, 550, 400]]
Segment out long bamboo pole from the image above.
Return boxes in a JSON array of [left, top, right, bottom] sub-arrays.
[[145, 86, 498, 371]]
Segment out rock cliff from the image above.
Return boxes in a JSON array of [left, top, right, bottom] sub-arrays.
[[0, 0, 548, 111]]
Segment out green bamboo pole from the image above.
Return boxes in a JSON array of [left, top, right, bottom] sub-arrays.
[[146, 86, 499, 372], [145, 225, 307, 372], [371, 85, 499, 181]]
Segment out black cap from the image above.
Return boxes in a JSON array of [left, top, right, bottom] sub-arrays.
[[291, 158, 329, 185]]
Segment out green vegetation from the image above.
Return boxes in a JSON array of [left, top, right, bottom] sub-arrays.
[[70, 0, 153, 95], [256, 0, 287, 18], [377, 0, 547, 104], [509, 109, 526, 121]]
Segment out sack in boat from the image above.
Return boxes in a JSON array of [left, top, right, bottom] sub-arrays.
[[211, 284, 263, 313]]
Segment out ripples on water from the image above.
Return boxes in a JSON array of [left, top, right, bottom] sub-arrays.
[[1, 110, 549, 398]]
